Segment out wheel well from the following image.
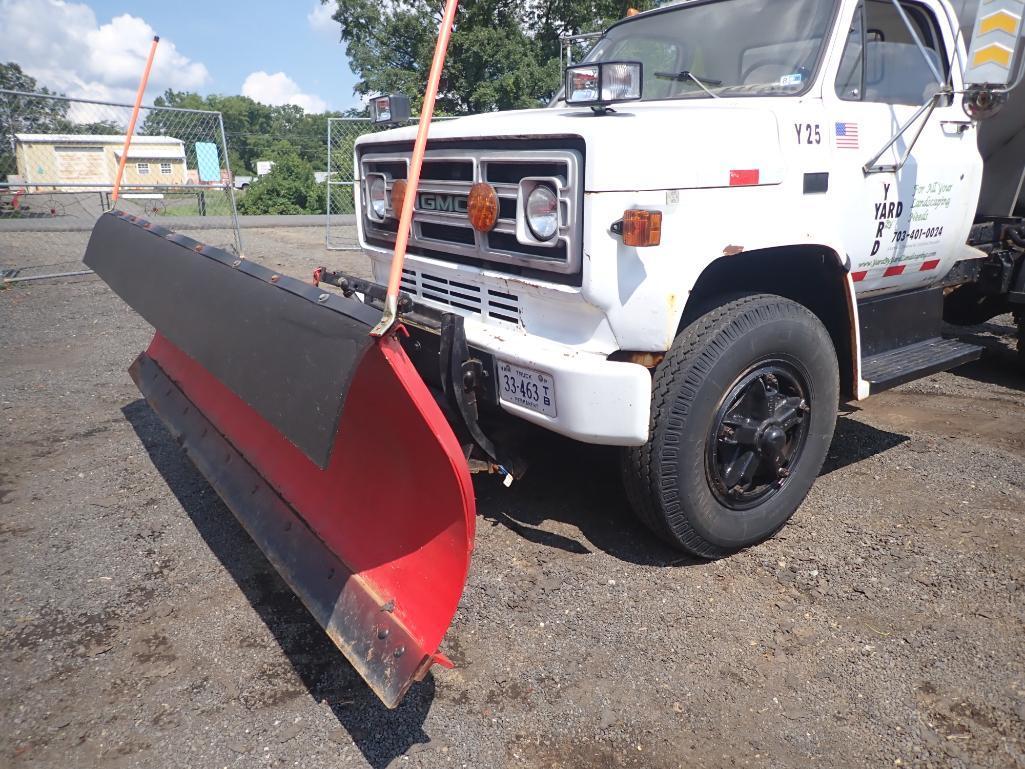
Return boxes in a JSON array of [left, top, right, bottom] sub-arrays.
[[682, 246, 856, 398]]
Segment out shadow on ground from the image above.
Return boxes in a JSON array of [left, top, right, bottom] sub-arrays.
[[473, 433, 693, 566], [475, 415, 911, 566], [949, 352, 1024, 391], [120, 391, 913, 765], [820, 414, 910, 475], [122, 400, 433, 769], [943, 320, 1023, 390]]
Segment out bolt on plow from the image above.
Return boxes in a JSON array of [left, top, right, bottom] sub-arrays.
[[84, 0, 475, 709]]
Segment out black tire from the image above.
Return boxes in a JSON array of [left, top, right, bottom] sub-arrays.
[[622, 294, 839, 558]]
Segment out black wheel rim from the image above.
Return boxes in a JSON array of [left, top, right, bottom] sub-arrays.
[[705, 360, 811, 511]]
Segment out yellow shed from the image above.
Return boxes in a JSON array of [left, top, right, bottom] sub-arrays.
[[13, 134, 189, 191]]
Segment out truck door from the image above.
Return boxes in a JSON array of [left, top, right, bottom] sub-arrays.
[[825, 0, 983, 295]]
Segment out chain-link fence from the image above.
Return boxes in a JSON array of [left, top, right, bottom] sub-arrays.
[[325, 116, 457, 251], [326, 117, 391, 250], [1, 89, 241, 282]]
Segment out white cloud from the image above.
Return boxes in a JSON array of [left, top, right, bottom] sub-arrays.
[[0, 0, 209, 106], [307, 2, 335, 34], [241, 71, 328, 114]]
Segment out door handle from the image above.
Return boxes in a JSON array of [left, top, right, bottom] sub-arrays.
[[940, 120, 973, 134]]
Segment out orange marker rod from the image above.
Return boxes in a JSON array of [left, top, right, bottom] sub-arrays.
[[371, 0, 459, 337], [112, 35, 160, 205]]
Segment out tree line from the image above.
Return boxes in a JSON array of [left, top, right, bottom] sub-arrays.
[[328, 0, 655, 113]]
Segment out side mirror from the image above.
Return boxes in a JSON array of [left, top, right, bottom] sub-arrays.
[[370, 94, 411, 126], [565, 61, 643, 109]]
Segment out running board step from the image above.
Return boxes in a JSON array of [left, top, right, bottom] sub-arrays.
[[863, 337, 983, 393]]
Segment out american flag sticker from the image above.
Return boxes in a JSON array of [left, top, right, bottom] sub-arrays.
[[835, 122, 859, 149]]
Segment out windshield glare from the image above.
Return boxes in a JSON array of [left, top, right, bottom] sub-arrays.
[[581, 0, 837, 100]]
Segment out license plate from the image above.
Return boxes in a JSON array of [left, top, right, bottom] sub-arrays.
[[496, 361, 557, 418]]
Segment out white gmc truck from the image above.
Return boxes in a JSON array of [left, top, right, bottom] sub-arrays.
[[338, 0, 1025, 558]]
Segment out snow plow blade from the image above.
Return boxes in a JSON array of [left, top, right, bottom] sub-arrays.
[[84, 211, 476, 708]]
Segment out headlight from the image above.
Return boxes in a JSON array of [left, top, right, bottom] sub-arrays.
[[526, 185, 558, 241], [565, 61, 643, 107], [367, 175, 387, 220]]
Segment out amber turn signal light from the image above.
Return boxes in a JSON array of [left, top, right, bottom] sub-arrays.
[[467, 182, 499, 232], [390, 179, 408, 220], [620, 209, 662, 247]]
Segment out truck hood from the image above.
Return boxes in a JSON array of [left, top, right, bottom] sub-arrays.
[[355, 102, 785, 192]]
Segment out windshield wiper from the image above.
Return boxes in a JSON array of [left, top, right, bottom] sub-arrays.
[[654, 70, 722, 99]]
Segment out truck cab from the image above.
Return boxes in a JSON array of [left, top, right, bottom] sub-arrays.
[[351, 0, 1025, 557]]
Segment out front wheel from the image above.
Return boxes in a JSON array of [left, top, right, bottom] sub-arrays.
[[622, 294, 839, 558]]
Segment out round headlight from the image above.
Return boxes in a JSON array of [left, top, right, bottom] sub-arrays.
[[368, 176, 387, 220], [526, 185, 558, 241]]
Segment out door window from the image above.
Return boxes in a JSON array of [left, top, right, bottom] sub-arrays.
[[835, 0, 949, 105]]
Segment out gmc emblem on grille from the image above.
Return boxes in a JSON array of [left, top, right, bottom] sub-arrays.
[[416, 192, 468, 214]]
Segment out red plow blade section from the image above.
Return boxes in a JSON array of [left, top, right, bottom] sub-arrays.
[[86, 213, 475, 707]]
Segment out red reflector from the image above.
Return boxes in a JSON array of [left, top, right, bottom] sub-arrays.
[[729, 169, 760, 186], [851, 271, 867, 282], [920, 259, 940, 271], [884, 265, 906, 277]]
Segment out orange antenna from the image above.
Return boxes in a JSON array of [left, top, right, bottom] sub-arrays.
[[111, 36, 160, 205], [372, 0, 460, 337]]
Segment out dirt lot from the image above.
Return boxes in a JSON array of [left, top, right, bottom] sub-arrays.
[[2, 222, 1024, 769]]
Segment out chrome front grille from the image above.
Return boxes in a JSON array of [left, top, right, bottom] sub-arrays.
[[400, 268, 522, 326], [359, 147, 582, 275]]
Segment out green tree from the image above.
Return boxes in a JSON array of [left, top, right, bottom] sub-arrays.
[[147, 90, 343, 176], [322, 0, 656, 113], [1, 63, 70, 178], [236, 145, 326, 215]]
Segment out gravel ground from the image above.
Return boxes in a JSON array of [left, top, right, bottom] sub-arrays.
[[2, 222, 1024, 769]]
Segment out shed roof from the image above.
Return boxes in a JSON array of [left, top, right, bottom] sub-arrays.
[[14, 134, 185, 145]]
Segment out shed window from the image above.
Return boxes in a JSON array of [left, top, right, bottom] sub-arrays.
[[160, 162, 172, 175], [137, 162, 150, 175]]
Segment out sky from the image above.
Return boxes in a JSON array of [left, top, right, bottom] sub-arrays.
[[0, 0, 362, 113]]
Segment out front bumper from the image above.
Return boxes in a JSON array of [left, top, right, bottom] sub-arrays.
[[456, 319, 652, 446], [316, 270, 652, 447]]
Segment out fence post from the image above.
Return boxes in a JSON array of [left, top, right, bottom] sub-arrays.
[[217, 113, 243, 256], [326, 116, 333, 249]]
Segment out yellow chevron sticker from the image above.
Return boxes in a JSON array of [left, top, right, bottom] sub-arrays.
[[973, 43, 1013, 67], [979, 9, 1022, 35]]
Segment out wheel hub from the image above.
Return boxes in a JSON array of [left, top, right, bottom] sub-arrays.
[[706, 361, 811, 510], [758, 424, 788, 466]]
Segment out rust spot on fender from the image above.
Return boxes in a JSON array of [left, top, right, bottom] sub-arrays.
[[608, 350, 665, 369], [723, 244, 745, 256]]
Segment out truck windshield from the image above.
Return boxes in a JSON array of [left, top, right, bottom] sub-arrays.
[[580, 0, 838, 100]]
